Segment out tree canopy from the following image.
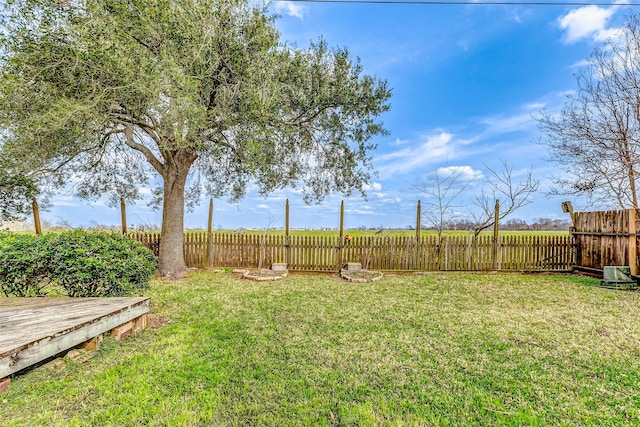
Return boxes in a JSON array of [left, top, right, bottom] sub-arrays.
[[0, 170, 39, 224], [0, 0, 391, 276]]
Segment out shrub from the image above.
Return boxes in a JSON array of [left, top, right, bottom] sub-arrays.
[[0, 231, 157, 297], [48, 230, 157, 297], [0, 233, 53, 297]]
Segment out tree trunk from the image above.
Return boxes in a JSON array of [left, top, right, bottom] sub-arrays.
[[620, 139, 639, 209], [625, 156, 638, 209], [628, 164, 638, 209], [157, 150, 196, 278]]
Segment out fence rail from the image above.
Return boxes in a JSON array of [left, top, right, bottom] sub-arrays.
[[129, 232, 573, 272]]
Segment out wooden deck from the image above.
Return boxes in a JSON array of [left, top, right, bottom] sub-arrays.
[[0, 297, 150, 378]]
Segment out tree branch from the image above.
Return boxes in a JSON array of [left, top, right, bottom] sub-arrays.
[[123, 125, 164, 174]]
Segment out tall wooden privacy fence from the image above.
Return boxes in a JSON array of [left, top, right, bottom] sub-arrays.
[[129, 232, 573, 272], [572, 209, 639, 275]]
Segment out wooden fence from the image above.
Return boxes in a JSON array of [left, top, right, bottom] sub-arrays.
[[572, 209, 638, 275], [129, 232, 573, 272]]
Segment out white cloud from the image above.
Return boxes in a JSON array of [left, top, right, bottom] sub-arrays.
[[479, 111, 536, 136], [376, 131, 457, 177], [436, 165, 484, 181], [593, 26, 624, 42], [347, 207, 375, 215], [362, 182, 383, 191], [376, 99, 550, 185], [460, 107, 538, 146], [379, 197, 399, 204], [274, 1, 308, 19], [389, 138, 409, 146], [50, 195, 80, 207], [558, 6, 616, 43], [416, 165, 485, 193], [523, 102, 546, 110], [256, 204, 269, 209], [570, 59, 591, 69]]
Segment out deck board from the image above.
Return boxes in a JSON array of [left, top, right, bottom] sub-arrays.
[[0, 297, 150, 377]]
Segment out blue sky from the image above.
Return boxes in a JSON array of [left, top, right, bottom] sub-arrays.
[[44, 1, 632, 230]]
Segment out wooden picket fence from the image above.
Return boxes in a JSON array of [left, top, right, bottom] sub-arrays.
[[129, 232, 573, 272]]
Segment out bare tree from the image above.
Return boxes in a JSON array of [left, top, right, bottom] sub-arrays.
[[538, 14, 640, 210], [413, 166, 478, 240], [414, 161, 538, 237], [470, 161, 539, 237]]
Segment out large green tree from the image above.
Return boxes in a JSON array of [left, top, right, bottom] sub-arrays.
[[0, 0, 391, 277]]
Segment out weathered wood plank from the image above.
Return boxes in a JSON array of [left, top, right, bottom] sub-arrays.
[[0, 297, 150, 378]]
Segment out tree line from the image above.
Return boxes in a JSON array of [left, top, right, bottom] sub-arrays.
[[421, 217, 571, 232]]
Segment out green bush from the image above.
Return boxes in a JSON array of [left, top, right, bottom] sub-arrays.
[[0, 233, 53, 297], [0, 231, 156, 297], [48, 230, 157, 297]]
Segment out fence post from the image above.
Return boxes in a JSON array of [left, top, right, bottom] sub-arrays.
[[415, 200, 421, 270], [338, 200, 344, 271], [415, 200, 421, 241], [569, 225, 576, 271], [492, 199, 499, 270], [285, 199, 290, 267], [120, 197, 127, 234], [629, 208, 637, 276], [32, 197, 42, 235], [339, 200, 344, 241], [207, 198, 213, 268]]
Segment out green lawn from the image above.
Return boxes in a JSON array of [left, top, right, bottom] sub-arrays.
[[2, 272, 640, 426]]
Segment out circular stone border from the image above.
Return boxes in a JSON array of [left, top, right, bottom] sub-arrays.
[[232, 268, 288, 282], [339, 269, 384, 283]]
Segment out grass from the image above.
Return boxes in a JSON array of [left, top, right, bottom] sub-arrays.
[[3, 272, 640, 425]]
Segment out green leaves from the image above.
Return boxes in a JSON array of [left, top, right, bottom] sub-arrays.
[[0, 172, 38, 222], [0, 0, 391, 275], [48, 230, 157, 297], [0, 0, 390, 204], [0, 233, 51, 297], [0, 231, 156, 297]]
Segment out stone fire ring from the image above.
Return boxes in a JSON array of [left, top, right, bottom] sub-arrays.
[[232, 267, 288, 282], [339, 269, 384, 283]]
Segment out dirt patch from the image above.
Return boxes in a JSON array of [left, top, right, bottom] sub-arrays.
[[148, 313, 169, 329]]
